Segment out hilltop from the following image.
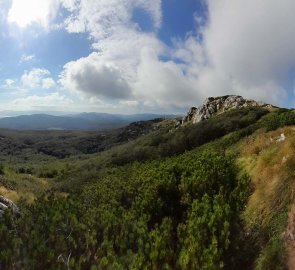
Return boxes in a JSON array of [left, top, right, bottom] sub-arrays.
[[182, 95, 275, 125], [0, 96, 295, 269]]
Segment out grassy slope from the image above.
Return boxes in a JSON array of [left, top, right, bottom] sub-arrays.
[[236, 126, 295, 269]]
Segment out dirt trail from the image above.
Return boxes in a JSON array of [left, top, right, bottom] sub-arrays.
[[284, 204, 295, 270]]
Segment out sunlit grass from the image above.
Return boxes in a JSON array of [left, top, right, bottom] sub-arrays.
[[0, 165, 50, 202], [237, 126, 295, 269]]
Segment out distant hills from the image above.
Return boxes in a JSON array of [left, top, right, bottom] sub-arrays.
[[0, 112, 178, 130]]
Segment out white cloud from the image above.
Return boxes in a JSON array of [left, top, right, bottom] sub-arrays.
[[181, 2, 292, 106], [42, 78, 56, 89], [59, 0, 288, 113], [11, 92, 73, 110], [59, 53, 132, 99], [20, 54, 35, 63], [9, 0, 293, 112], [62, 0, 162, 38], [8, 0, 61, 28], [21, 68, 55, 89], [119, 100, 139, 107], [58, 0, 196, 110], [205, 0, 295, 85], [4, 79, 15, 87], [134, 47, 201, 109]]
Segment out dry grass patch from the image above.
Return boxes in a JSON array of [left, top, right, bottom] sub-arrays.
[[0, 186, 19, 201], [237, 126, 295, 269]]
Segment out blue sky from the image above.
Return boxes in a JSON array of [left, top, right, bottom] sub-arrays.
[[0, 0, 294, 114]]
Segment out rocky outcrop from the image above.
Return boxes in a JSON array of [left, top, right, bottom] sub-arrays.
[[117, 119, 162, 142], [182, 95, 273, 125], [0, 196, 19, 217]]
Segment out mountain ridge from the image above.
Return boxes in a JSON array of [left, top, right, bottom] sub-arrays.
[[0, 112, 178, 130]]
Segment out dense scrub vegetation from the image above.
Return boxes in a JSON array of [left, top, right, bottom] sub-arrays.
[[261, 108, 295, 131], [0, 150, 251, 269], [1, 107, 295, 269]]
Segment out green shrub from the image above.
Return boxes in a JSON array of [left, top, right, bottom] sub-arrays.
[[0, 149, 252, 269], [263, 110, 295, 131]]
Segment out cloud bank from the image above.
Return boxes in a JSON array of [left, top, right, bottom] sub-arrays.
[[58, 0, 294, 111], [6, 0, 295, 112], [11, 92, 73, 110]]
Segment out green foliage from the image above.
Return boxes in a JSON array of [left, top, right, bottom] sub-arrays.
[[0, 163, 5, 175], [109, 107, 269, 166], [177, 195, 231, 270], [0, 209, 21, 269], [262, 109, 295, 131], [255, 237, 286, 270], [2, 106, 294, 269], [1, 195, 99, 270], [179, 107, 268, 153], [0, 149, 251, 269]]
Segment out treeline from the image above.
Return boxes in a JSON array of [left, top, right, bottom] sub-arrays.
[[0, 150, 251, 270]]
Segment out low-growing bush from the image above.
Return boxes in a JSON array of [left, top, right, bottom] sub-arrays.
[[263, 109, 295, 131], [0, 149, 252, 269]]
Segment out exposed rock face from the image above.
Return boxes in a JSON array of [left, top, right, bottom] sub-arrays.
[[0, 196, 19, 217], [182, 95, 272, 125]]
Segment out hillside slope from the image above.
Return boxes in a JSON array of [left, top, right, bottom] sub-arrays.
[[0, 97, 295, 269]]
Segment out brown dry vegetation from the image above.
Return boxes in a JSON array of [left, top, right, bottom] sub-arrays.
[[284, 204, 295, 270], [0, 171, 50, 203], [238, 126, 295, 269]]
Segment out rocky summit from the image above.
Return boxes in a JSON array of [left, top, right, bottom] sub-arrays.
[[182, 95, 273, 125]]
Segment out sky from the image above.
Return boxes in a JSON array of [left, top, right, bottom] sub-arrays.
[[0, 0, 295, 114]]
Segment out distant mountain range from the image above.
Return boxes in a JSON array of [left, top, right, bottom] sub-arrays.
[[0, 112, 179, 130]]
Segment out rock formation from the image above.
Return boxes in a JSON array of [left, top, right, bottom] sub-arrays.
[[0, 196, 20, 217], [182, 95, 273, 125]]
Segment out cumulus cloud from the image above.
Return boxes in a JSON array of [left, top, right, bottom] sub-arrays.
[[42, 78, 56, 89], [21, 68, 55, 89], [10, 0, 293, 112], [59, 0, 185, 110], [59, 53, 132, 100], [58, 0, 293, 112], [203, 0, 295, 97], [134, 47, 201, 109]]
